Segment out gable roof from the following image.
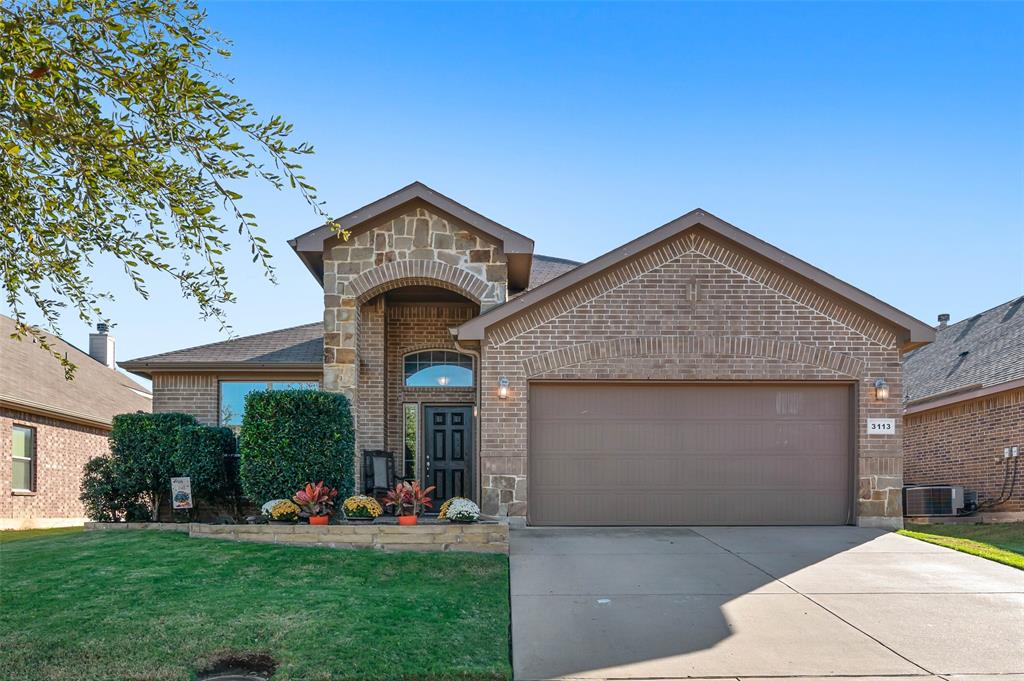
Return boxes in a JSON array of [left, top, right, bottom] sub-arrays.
[[120, 322, 323, 378], [289, 182, 536, 290], [0, 315, 151, 428], [457, 208, 935, 349], [903, 295, 1024, 409]]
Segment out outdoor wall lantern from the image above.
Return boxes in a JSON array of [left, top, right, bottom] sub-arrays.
[[874, 378, 890, 401], [498, 376, 510, 400]]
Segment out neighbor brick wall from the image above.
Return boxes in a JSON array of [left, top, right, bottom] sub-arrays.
[[0, 408, 110, 528], [904, 387, 1024, 512], [479, 229, 905, 526]]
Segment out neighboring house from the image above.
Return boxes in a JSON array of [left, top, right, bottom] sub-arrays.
[[1, 317, 152, 529], [121, 182, 934, 528], [903, 297, 1024, 516]]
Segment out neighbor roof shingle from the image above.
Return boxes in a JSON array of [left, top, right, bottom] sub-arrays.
[[903, 295, 1024, 403], [120, 322, 323, 375], [0, 315, 152, 426]]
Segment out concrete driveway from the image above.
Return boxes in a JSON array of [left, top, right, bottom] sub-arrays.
[[510, 526, 1024, 681]]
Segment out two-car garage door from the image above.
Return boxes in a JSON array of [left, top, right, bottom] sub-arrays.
[[528, 383, 853, 526]]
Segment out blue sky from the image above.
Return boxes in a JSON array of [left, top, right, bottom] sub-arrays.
[[51, 2, 1024, 377]]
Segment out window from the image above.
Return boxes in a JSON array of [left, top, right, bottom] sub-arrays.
[[219, 380, 319, 433], [403, 350, 474, 388], [403, 404, 418, 478], [12, 425, 35, 492]]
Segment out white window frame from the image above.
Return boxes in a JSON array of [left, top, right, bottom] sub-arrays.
[[12, 424, 36, 493]]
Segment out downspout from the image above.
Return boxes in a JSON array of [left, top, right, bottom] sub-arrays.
[[451, 328, 483, 508]]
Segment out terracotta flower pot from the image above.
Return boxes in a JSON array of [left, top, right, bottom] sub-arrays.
[[309, 515, 330, 525], [397, 515, 418, 526]]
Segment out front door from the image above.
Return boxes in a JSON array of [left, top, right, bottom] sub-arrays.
[[423, 405, 473, 511]]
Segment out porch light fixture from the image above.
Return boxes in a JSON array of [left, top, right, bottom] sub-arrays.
[[874, 378, 890, 401], [498, 376, 510, 400], [437, 375, 450, 386]]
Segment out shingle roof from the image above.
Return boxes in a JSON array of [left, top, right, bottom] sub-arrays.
[[526, 254, 580, 290], [120, 257, 579, 372], [903, 295, 1024, 403], [120, 322, 323, 376], [0, 315, 152, 427]]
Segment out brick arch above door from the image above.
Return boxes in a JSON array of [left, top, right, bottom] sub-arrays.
[[348, 260, 490, 306]]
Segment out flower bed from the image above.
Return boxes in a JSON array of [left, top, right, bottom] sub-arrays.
[[84, 519, 509, 553]]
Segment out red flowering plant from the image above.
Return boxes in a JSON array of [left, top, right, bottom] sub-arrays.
[[292, 481, 339, 518], [382, 481, 435, 517]]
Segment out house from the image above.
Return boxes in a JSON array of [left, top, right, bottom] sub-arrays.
[[903, 297, 1024, 518], [121, 182, 934, 528], [1, 317, 152, 529]]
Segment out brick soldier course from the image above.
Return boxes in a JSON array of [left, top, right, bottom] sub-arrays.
[[124, 182, 935, 529]]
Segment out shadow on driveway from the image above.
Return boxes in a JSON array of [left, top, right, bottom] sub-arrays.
[[510, 526, 1024, 680]]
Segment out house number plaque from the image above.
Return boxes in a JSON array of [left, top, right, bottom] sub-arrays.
[[866, 418, 895, 435]]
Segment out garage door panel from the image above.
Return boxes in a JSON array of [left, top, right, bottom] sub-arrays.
[[528, 383, 852, 526], [529, 490, 850, 526], [532, 453, 848, 490], [530, 420, 848, 454]]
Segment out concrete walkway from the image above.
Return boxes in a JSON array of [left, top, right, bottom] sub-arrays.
[[510, 526, 1024, 681]]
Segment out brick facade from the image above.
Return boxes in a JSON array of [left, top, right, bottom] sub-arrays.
[[1, 408, 110, 529], [904, 387, 1024, 512], [477, 230, 906, 527]]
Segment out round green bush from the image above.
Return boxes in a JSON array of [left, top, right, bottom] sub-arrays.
[[238, 389, 354, 505]]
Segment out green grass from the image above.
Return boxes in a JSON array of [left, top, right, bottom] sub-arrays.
[[0, 530, 511, 681], [900, 522, 1024, 570], [0, 526, 84, 543]]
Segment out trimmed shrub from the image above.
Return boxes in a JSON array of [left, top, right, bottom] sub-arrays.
[[173, 425, 236, 501], [109, 412, 198, 520], [80, 457, 149, 522], [239, 389, 354, 505]]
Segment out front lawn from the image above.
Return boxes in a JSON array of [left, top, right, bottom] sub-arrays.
[[900, 522, 1024, 570], [0, 529, 511, 680]]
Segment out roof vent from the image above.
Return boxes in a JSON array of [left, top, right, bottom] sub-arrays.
[[89, 323, 116, 369], [937, 313, 950, 329]]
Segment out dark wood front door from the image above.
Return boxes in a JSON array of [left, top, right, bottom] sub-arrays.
[[423, 405, 473, 511]]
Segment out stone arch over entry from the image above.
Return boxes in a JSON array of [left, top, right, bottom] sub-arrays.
[[521, 335, 865, 378], [348, 260, 489, 305]]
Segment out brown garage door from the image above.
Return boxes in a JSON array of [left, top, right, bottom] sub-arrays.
[[528, 383, 852, 526]]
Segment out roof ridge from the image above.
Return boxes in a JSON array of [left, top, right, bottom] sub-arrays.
[[124, 321, 321, 363], [939, 294, 1024, 330]]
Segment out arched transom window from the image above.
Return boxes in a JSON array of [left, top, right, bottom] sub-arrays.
[[403, 350, 474, 388]]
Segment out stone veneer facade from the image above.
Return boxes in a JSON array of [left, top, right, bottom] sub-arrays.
[[322, 207, 507, 408], [904, 386, 1024, 513], [475, 229, 907, 528]]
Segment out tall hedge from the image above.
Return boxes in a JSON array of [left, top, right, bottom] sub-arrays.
[[174, 425, 236, 501], [109, 412, 198, 520], [238, 389, 354, 504]]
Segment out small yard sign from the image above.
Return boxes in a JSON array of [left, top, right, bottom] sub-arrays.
[[171, 477, 193, 509], [866, 418, 896, 435]]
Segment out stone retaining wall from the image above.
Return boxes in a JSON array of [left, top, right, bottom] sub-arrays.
[[85, 521, 508, 554]]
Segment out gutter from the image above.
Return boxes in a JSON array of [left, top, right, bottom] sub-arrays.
[[904, 377, 1024, 415], [119, 362, 323, 380], [451, 328, 483, 508], [0, 396, 121, 430]]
